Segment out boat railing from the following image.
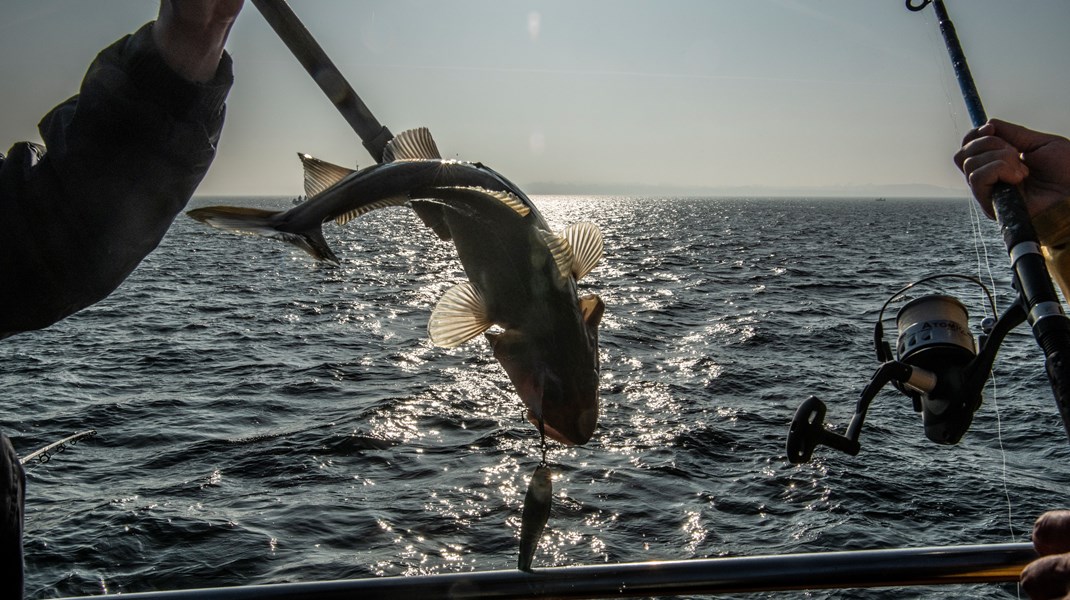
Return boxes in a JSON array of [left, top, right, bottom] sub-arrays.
[[60, 542, 1034, 599]]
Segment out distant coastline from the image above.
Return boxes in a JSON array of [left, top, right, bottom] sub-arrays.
[[195, 182, 966, 201], [520, 181, 965, 199]]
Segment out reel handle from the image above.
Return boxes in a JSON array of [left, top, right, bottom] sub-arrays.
[[787, 396, 860, 464]]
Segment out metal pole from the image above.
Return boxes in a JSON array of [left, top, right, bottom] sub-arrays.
[[909, 0, 1070, 442], [250, 0, 393, 162], [58, 543, 1034, 599]]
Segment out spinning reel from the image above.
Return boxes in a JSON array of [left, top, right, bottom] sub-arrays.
[[787, 274, 1027, 463]]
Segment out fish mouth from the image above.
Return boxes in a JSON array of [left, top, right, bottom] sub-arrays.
[[525, 408, 595, 446], [516, 369, 598, 446]]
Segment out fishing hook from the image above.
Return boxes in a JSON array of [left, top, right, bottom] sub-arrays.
[[905, 0, 931, 11]]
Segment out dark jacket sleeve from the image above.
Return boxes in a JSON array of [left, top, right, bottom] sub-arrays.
[[0, 22, 233, 339]]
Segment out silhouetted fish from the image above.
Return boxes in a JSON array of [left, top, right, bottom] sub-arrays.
[[188, 129, 605, 445]]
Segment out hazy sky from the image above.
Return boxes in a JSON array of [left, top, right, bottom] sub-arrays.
[[2, 0, 1068, 197]]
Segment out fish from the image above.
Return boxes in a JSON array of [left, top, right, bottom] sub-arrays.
[[187, 128, 606, 445], [518, 463, 552, 572]]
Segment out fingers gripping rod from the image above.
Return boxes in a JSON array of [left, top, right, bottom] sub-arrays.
[[908, 0, 1070, 443]]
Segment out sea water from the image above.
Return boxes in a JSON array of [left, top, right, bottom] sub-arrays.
[[3, 196, 1068, 599]]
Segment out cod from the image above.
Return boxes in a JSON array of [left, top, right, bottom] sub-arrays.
[[188, 129, 605, 445]]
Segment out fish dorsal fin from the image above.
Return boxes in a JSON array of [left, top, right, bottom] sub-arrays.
[[429, 186, 530, 218], [539, 230, 574, 282], [563, 222, 604, 280], [428, 281, 492, 348], [334, 195, 409, 226], [492, 189, 530, 218], [298, 153, 356, 198], [383, 127, 442, 161]]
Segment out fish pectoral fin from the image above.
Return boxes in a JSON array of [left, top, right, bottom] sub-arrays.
[[298, 153, 356, 198], [538, 230, 574, 283], [565, 222, 604, 280], [429, 282, 492, 348], [579, 294, 605, 328], [383, 127, 442, 161], [564, 222, 604, 280]]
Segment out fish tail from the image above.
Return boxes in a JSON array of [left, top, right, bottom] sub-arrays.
[[186, 206, 340, 264]]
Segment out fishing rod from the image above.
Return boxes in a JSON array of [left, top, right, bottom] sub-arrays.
[[906, 1, 1070, 436], [56, 542, 1033, 599], [787, 1, 1070, 462], [250, 0, 393, 162], [19, 430, 96, 466]]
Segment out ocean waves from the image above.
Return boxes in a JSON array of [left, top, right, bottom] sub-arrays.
[[4, 196, 1068, 598]]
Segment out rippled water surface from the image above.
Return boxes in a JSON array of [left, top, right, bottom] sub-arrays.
[[3, 196, 1068, 598]]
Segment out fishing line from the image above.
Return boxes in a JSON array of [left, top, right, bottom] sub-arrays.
[[968, 202, 1000, 316], [922, 0, 1017, 539], [895, 3, 1020, 542], [956, 70, 1018, 546], [923, 12, 965, 140], [939, 37, 1015, 539], [968, 199, 1018, 539]]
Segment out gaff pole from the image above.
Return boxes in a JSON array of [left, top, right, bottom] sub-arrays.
[[908, 0, 1070, 442], [250, 0, 393, 163]]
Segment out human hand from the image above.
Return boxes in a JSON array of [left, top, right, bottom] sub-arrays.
[[1021, 510, 1070, 600], [153, 0, 244, 83], [953, 119, 1070, 220]]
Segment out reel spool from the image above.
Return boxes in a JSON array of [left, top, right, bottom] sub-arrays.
[[894, 294, 979, 444]]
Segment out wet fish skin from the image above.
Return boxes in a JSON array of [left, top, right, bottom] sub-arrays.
[[187, 158, 531, 264], [420, 185, 604, 446], [518, 463, 552, 572], [187, 129, 605, 446]]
